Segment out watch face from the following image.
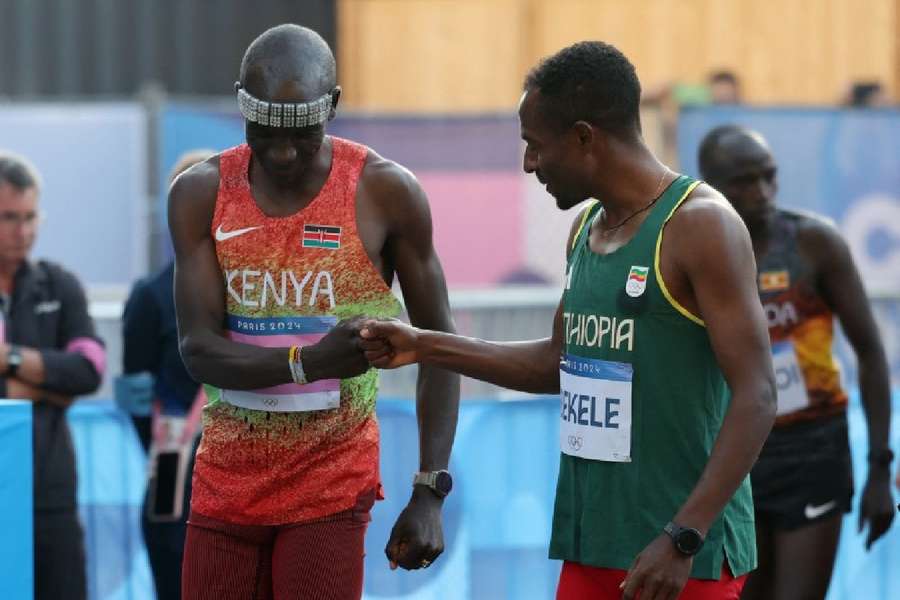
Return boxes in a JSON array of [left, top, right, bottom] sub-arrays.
[[676, 529, 703, 555], [435, 470, 453, 495]]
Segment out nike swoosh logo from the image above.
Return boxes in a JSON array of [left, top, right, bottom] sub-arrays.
[[804, 500, 838, 520], [215, 225, 261, 241]]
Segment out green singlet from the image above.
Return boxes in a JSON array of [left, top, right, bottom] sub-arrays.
[[551, 175, 756, 579]]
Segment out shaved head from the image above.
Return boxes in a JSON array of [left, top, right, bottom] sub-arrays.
[[698, 125, 770, 180], [239, 24, 336, 99], [697, 125, 778, 229]]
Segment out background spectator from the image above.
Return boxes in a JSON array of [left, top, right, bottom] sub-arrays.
[[0, 151, 105, 600]]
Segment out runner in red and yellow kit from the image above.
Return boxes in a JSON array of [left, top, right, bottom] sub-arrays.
[[168, 24, 459, 600], [699, 126, 895, 600]]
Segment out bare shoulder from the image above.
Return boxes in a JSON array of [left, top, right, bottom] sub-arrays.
[[169, 156, 220, 205], [361, 150, 424, 202], [168, 156, 221, 231], [166, 156, 222, 257], [667, 182, 750, 244], [790, 209, 845, 252], [663, 182, 754, 281], [359, 149, 429, 228]]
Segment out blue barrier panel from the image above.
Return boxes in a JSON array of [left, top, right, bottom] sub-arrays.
[[69, 394, 900, 600], [68, 403, 153, 600], [0, 400, 33, 600]]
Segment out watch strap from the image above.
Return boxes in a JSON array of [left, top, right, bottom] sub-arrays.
[[412, 470, 450, 497], [413, 471, 438, 488], [663, 521, 677, 539], [663, 520, 704, 556], [6, 345, 22, 377]]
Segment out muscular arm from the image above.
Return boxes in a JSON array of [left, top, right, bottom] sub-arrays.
[[809, 222, 891, 457], [169, 160, 294, 389], [411, 314, 562, 394], [664, 189, 776, 534], [367, 162, 461, 476], [807, 219, 894, 547], [365, 204, 593, 394]]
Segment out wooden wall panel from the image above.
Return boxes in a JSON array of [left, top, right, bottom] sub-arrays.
[[527, 0, 898, 105], [338, 0, 899, 111], [338, 0, 528, 112]]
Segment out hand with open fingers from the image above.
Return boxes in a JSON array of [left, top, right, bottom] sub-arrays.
[[359, 318, 420, 369], [859, 472, 896, 550], [384, 492, 444, 571], [620, 533, 693, 600]]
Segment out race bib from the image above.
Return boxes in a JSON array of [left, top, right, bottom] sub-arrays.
[[772, 341, 809, 416], [222, 314, 340, 412], [559, 354, 632, 462]]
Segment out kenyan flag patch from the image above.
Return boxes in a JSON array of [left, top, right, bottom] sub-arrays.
[[302, 224, 342, 250], [625, 265, 649, 298]]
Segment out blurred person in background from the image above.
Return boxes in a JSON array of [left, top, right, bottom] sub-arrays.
[[362, 41, 776, 600], [0, 151, 105, 600], [643, 69, 744, 107], [843, 81, 891, 108], [120, 149, 215, 600], [698, 125, 895, 600], [707, 70, 742, 105], [642, 68, 743, 166], [168, 24, 459, 599]]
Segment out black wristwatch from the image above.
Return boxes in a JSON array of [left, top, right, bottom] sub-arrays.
[[664, 521, 704, 556], [413, 470, 453, 498], [6, 345, 23, 378]]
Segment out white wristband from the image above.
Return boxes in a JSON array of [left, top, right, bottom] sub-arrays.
[[289, 347, 308, 385]]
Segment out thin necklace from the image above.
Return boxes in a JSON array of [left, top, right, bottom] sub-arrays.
[[596, 167, 672, 236]]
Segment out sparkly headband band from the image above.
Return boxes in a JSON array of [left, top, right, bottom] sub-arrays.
[[236, 87, 333, 128]]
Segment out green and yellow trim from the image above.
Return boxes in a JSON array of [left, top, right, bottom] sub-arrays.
[[654, 181, 705, 327], [570, 200, 600, 252]]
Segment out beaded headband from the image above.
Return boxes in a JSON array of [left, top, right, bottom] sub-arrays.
[[236, 85, 333, 128]]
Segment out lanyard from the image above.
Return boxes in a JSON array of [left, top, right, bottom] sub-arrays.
[[151, 386, 207, 447]]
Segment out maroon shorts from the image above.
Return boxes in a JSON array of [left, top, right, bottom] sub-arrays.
[[182, 489, 376, 600], [556, 561, 747, 600]]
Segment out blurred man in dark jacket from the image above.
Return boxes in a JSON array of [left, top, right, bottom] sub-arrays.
[[0, 151, 105, 600]]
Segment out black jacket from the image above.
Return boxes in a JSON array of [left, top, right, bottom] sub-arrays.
[[122, 261, 199, 413], [2, 260, 104, 510]]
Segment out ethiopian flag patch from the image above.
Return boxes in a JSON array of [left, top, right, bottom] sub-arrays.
[[625, 265, 649, 298], [302, 224, 342, 250]]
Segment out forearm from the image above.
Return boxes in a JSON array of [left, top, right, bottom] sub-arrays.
[[180, 330, 293, 389], [674, 387, 775, 535], [38, 349, 102, 396], [4, 377, 73, 408], [416, 365, 460, 473], [857, 349, 892, 452], [418, 332, 560, 394]]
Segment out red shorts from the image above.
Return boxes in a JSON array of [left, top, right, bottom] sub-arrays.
[[182, 489, 376, 600], [557, 561, 747, 600]]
